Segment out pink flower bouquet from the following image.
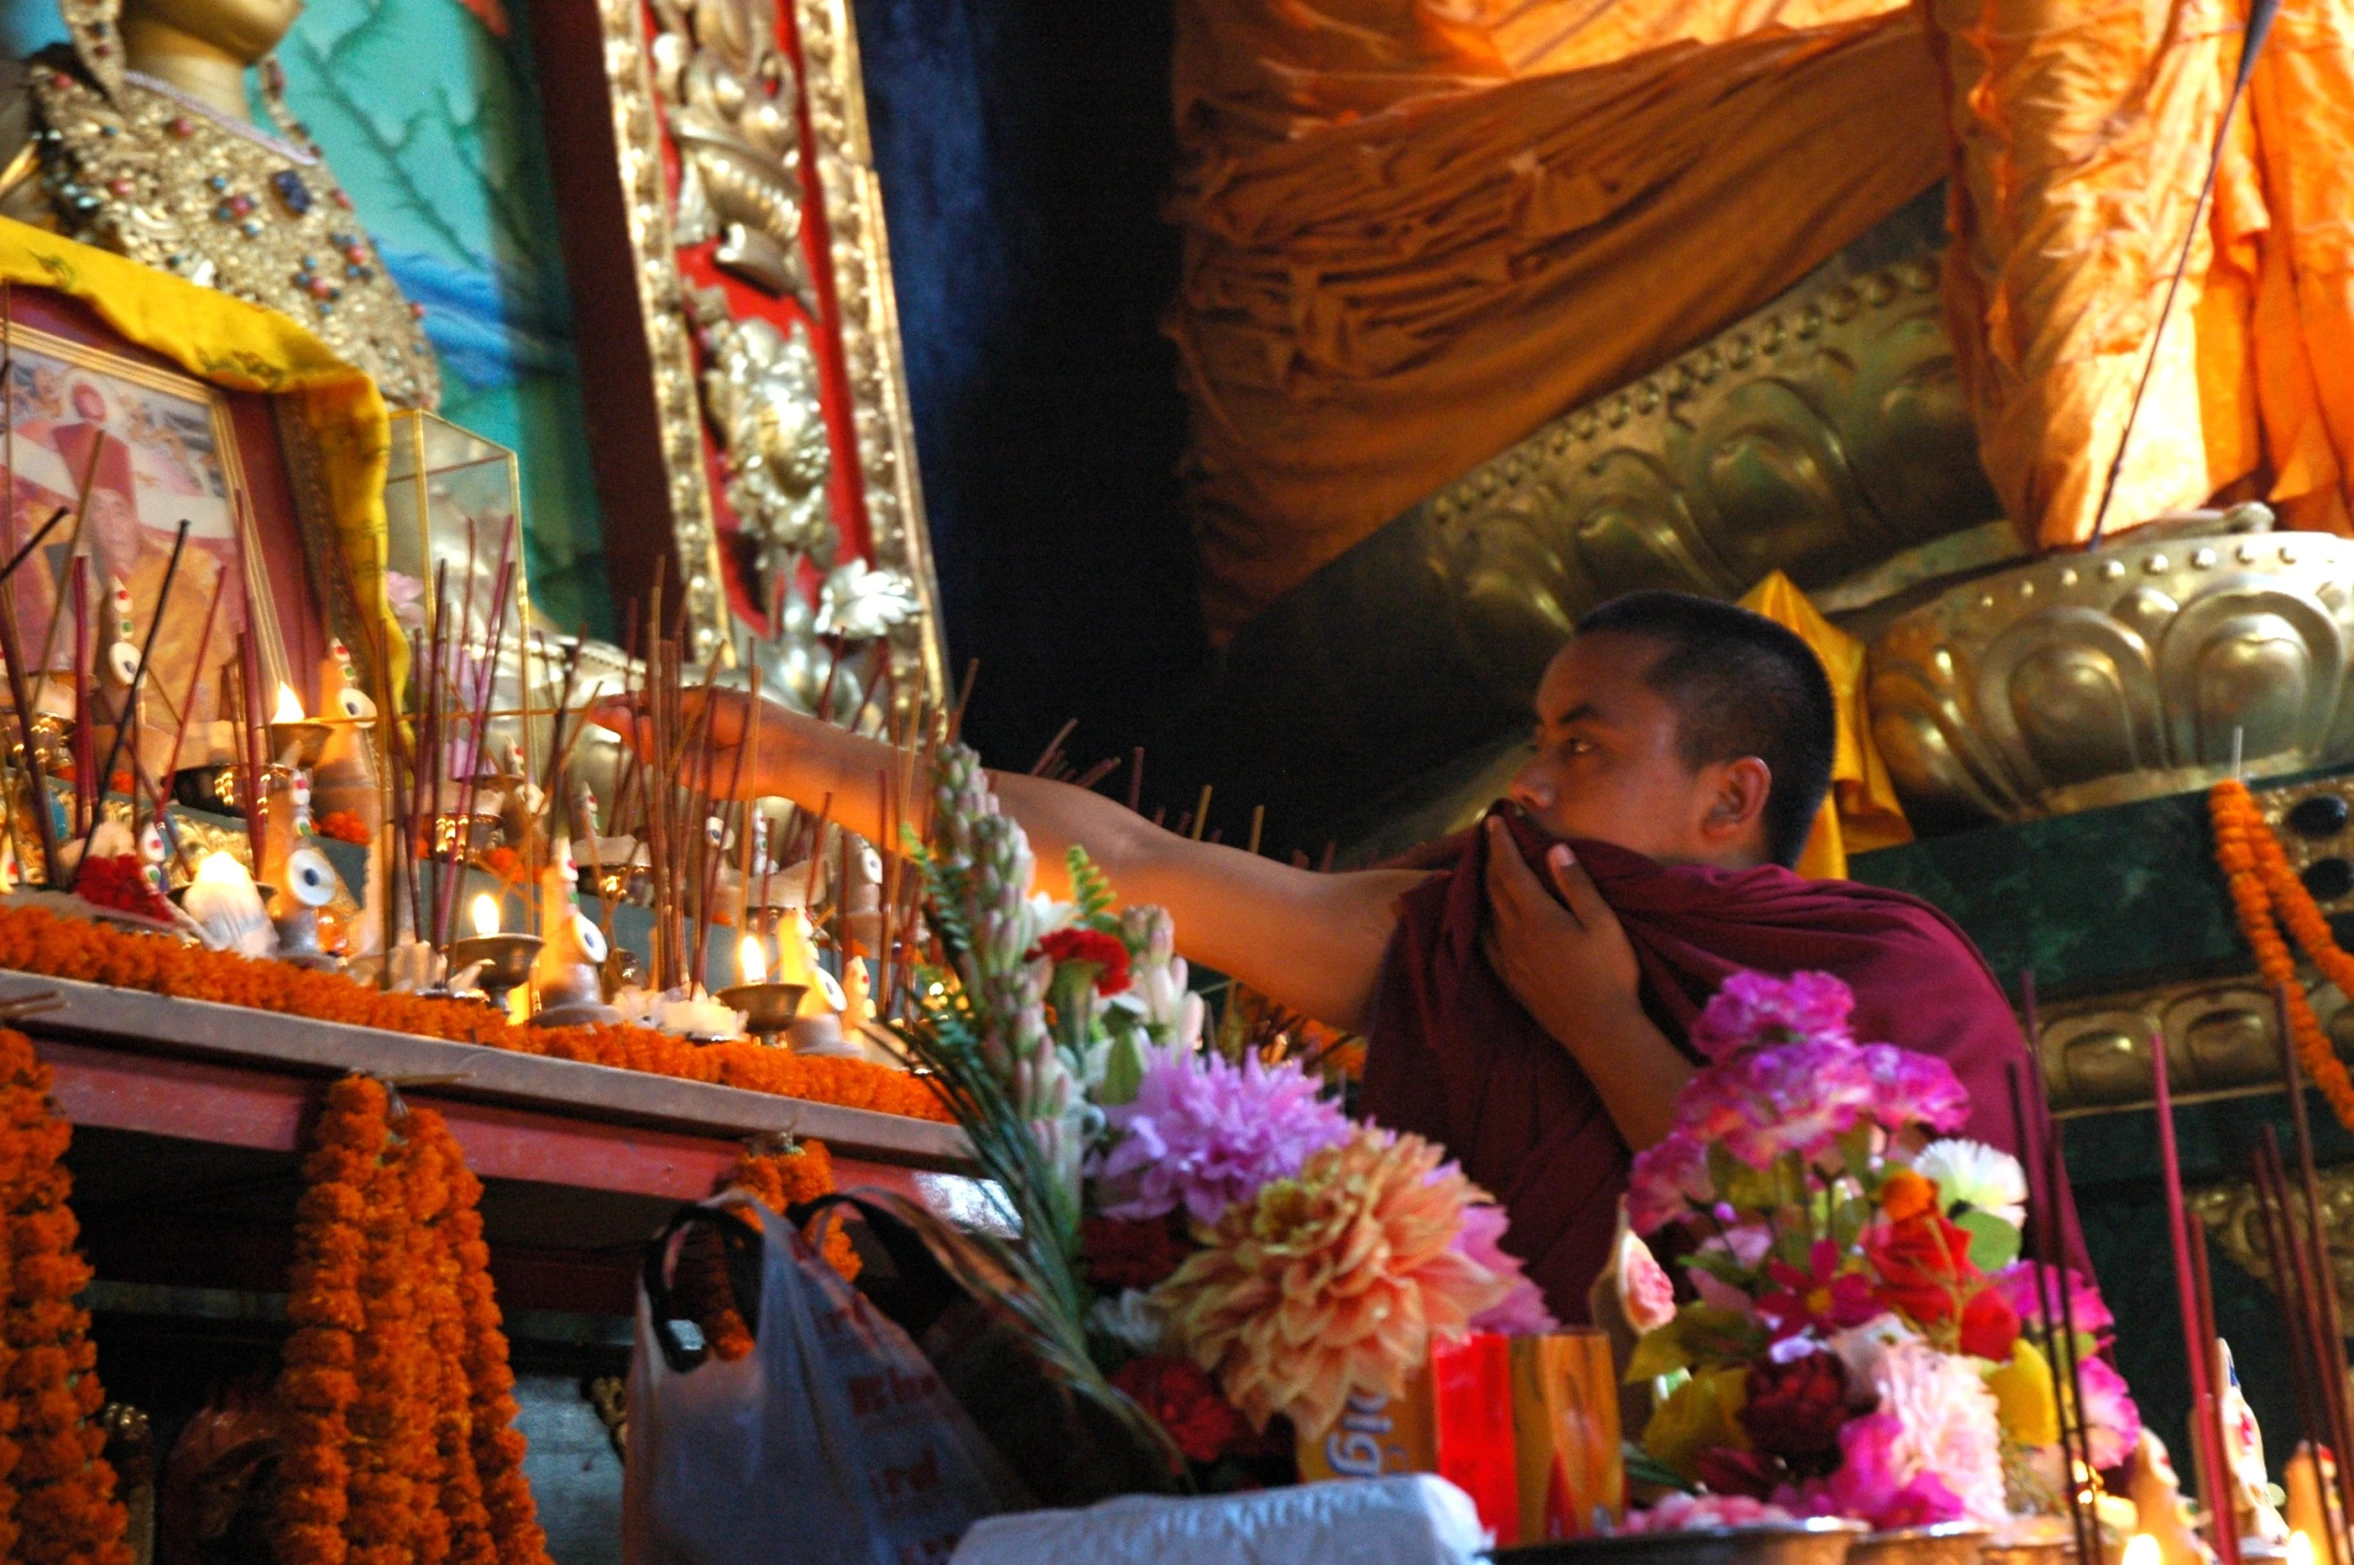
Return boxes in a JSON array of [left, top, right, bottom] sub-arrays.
[[1620, 970, 2139, 1534]]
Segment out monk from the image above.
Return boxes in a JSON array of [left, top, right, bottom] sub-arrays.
[[596, 590, 2058, 1320]]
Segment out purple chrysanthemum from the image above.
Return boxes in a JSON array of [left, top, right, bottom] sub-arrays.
[[1089, 1052, 1353, 1225], [1690, 970, 1856, 1060]]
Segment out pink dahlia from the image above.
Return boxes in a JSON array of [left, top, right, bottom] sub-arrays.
[[1864, 1341, 2010, 1525], [2077, 1355, 2142, 1470], [1691, 970, 1857, 1060], [1819, 1412, 1967, 1529], [1857, 1044, 1969, 1136], [1090, 1051, 1352, 1225], [1452, 1199, 1559, 1336], [1993, 1261, 2116, 1338], [1157, 1129, 1516, 1434]]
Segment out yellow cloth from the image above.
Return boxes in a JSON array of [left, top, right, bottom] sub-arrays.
[[0, 218, 399, 688], [1921, 0, 2354, 545], [1738, 571, 1912, 879], [1168, 0, 1947, 636]]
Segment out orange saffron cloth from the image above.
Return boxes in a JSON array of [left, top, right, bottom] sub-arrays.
[[1920, 0, 2354, 547], [1168, 0, 1947, 635]]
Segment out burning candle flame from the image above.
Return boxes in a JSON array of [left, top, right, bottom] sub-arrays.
[[738, 934, 767, 985], [272, 682, 306, 724], [2122, 1537, 2160, 1565], [471, 893, 501, 938], [2290, 1535, 2316, 1565]]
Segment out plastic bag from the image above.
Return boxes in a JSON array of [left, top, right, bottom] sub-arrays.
[[948, 1474, 1487, 1564], [623, 1194, 1023, 1565]]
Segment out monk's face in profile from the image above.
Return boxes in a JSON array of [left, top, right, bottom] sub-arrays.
[[1505, 633, 1769, 868]]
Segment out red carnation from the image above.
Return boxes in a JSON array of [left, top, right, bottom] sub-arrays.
[[73, 853, 171, 920], [1110, 1354, 1251, 1466], [1083, 1215, 1194, 1291], [1737, 1348, 1854, 1466], [1958, 1283, 2022, 1361], [1866, 1211, 1980, 1327], [1693, 1446, 1781, 1499], [1033, 927, 1132, 995]]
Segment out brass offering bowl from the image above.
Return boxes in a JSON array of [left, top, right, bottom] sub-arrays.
[[1844, 1525, 1989, 1565], [447, 933, 544, 1011], [1494, 1518, 1866, 1565], [716, 982, 808, 1047]]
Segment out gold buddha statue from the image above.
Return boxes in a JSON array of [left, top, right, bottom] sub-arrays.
[[0, 0, 440, 408]]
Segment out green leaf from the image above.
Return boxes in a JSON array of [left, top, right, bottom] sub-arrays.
[[1955, 1209, 2023, 1272], [1098, 1030, 1147, 1107], [1706, 1142, 1777, 1211], [1625, 1323, 1694, 1383]]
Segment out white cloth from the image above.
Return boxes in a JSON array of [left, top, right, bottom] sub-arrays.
[[948, 1475, 1487, 1565]]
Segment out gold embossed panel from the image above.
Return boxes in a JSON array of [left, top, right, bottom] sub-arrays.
[[567, 0, 941, 708]]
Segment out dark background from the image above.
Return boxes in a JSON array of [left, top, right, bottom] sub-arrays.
[[851, 0, 1206, 787]]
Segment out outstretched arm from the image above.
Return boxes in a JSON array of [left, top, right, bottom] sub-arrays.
[[593, 690, 1427, 1033]]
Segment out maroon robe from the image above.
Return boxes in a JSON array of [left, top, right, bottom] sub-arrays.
[[1361, 813, 2081, 1323]]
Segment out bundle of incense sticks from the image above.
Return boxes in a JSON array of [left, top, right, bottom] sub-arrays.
[[2147, 981, 2244, 1565], [2010, 974, 2101, 1565], [2249, 987, 2354, 1565]]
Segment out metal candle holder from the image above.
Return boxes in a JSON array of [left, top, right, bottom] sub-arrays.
[[268, 718, 334, 769], [447, 932, 543, 1012], [716, 981, 807, 1048]]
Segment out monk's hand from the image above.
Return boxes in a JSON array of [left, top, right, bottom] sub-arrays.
[[1480, 816, 1643, 1036], [588, 685, 765, 798]]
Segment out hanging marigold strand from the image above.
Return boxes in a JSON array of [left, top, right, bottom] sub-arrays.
[[344, 1109, 428, 1565], [415, 1110, 553, 1565], [404, 1117, 490, 1565], [0, 1028, 132, 1565], [2209, 779, 2354, 1132], [675, 1141, 860, 1364], [275, 1075, 388, 1565]]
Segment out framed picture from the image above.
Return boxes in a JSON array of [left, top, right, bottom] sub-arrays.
[[0, 313, 293, 773]]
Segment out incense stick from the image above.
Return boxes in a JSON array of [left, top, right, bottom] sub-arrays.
[[2154, 1034, 2233, 1556], [78, 519, 191, 869], [2277, 986, 2354, 1537]]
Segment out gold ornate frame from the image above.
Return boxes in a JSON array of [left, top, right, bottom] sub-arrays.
[[585, 0, 943, 701]]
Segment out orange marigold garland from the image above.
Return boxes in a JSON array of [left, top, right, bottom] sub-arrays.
[[276, 1076, 388, 1565], [0, 902, 949, 1123], [344, 1122, 430, 1565], [416, 1108, 552, 1565], [0, 1028, 133, 1565], [276, 1080, 553, 1565], [674, 1140, 863, 1364], [2210, 779, 2354, 1130]]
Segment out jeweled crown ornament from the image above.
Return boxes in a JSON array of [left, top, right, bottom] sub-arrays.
[[5, 0, 441, 409]]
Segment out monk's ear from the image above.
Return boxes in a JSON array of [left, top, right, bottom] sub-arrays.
[[1701, 756, 1773, 847]]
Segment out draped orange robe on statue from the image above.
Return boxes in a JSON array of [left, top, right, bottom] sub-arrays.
[[1168, 0, 1946, 635], [1173, 0, 2354, 634]]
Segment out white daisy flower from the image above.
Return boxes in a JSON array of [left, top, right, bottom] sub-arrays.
[[1915, 1138, 2028, 1229]]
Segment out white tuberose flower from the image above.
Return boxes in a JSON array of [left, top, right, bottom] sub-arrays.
[[1915, 1138, 2027, 1229]]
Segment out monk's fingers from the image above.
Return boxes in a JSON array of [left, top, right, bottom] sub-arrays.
[[1482, 818, 1542, 913], [1545, 845, 1613, 931]]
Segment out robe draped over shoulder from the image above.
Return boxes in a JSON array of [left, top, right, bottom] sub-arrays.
[[1360, 812, 2078, 1322]]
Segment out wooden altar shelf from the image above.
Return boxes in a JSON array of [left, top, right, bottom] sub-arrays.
[[0, 971, 983, 1317]]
